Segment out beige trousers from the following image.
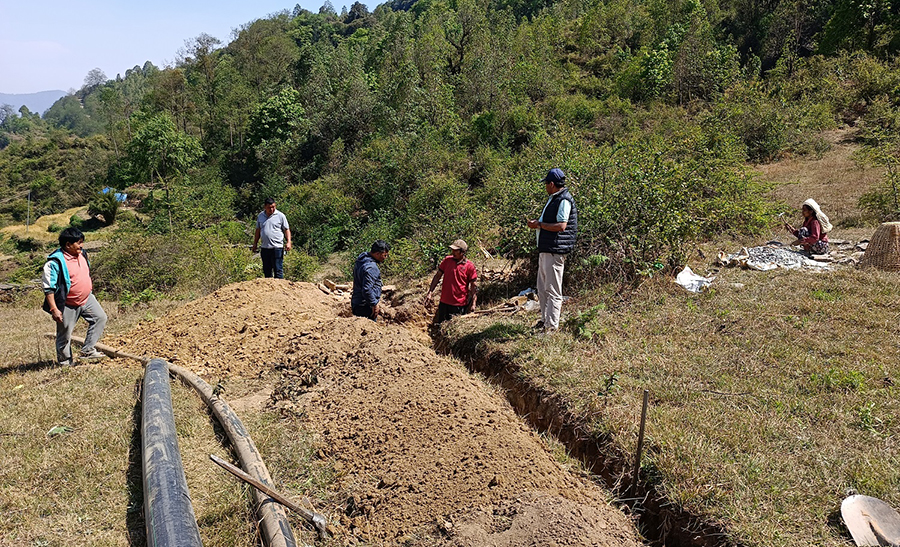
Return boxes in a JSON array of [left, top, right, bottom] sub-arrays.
[[537, 252, 566, 330]]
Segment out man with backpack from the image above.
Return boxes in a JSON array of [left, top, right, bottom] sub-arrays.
[[42, 227, 108, 366]]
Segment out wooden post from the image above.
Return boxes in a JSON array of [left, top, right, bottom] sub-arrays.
[[632, 389, 649, 494]]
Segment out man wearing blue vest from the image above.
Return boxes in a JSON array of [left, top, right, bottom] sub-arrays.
[[526, 168, 578, 333]]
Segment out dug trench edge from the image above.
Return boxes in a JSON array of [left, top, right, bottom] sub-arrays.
[[435, 334, 738, 547]]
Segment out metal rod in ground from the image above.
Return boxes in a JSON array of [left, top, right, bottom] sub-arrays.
[[210, 454, 331, 540], [632, 389, 650, 494]]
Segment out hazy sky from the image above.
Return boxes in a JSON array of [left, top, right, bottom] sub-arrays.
[[0, 0, 334, 94]]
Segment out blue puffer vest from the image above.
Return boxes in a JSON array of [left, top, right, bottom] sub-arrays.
[[538, 188, 578, 254]]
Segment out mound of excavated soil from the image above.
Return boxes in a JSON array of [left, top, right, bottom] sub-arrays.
[[117, 279, 640, 546], [114, 278, 337, 377]]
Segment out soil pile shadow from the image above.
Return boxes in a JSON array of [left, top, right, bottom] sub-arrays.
[[116, 279, 642, 546]]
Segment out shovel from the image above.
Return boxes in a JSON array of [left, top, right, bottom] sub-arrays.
[[842, 495, 900, 546]]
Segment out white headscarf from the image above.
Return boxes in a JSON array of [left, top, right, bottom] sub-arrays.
[[803, 198, 833, 233]]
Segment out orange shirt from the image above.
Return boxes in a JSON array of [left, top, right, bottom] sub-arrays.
[[64, 252, 92, 307]]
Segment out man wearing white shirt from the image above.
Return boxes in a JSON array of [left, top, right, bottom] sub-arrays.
[[252, 198, 292, 279]]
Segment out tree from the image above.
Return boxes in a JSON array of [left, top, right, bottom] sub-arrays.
[[818, 0, 899, 55], [231, 15, 301, 95], [43, 95, 101, 136], [127, 112, 203, 232], [182, 33, 224, 142], [84, 68, 107, 89], [319, 0, 336, 15], [248, 87, 309, 181]]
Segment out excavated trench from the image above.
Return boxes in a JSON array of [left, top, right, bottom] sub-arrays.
[[434, 333, 736, 547], [112, 278, 737, 546]]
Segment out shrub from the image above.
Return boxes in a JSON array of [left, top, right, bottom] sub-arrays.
[[484, 128, 773, 284], [88, 191, 120, 225], [92, 229, 255, 297], [704, 83, 787, 162], [279, 177, 359, 258], [204, 220, 252, 246], [401, 175, 490, 269], [284, 251, 319, 282], [857, 103, 900, 221]]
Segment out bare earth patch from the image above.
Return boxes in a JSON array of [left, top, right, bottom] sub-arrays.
[[112, 278, 642, 546]]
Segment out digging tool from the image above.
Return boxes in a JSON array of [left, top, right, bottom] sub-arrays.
[[841, 494, 900, 546], [209, 454, 331, 539]]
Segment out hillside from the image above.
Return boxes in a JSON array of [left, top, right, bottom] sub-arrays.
[[0, 91, 67, 116]]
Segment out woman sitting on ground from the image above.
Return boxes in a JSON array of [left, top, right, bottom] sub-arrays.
[[784, 198, 833, 254]]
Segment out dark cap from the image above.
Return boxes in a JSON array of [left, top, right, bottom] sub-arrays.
[[371, 240, 390, 253], [264, 197, 276, 205], [541, 168, 566, 186]]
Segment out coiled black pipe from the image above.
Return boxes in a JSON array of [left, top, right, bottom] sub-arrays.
[[142, 358, 204, 547]]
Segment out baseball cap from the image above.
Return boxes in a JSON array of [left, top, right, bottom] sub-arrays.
[[541, 168, 566, 185], [449, 239, 468, 252]]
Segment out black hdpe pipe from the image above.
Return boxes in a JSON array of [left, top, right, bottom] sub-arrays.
[[142, 358, 204, 547], [64, 335, 302, 547]]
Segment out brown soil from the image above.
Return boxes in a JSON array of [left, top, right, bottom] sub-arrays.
[[113, 278, 642, 546], [114, 278, 338, 377]]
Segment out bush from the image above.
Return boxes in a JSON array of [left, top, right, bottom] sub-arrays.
[[283, 250, 319, 282], [401, 175, 490, 269], [278, 177, 359, 258], [88, 191, 120, 225], [704, 83, 787, 162], [484, 128, 773, 284], [92, 229, 255, 297], [204, 220, 252, 246]]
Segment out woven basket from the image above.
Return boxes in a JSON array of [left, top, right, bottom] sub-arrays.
[[859, 222, 900, 271]]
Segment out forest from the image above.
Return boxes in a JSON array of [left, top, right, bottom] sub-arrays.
[[2, 0, 900, 295]]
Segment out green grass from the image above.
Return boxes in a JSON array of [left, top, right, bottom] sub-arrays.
[[442, 266, 900, 547]]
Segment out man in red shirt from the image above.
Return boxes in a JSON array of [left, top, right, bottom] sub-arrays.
[[424, 239, 478, 324], [42, 228, 108, 366]]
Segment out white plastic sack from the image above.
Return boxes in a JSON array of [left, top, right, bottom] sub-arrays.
[[675, 266, 714, 293]]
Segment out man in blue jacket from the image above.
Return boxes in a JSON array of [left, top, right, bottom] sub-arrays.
[[351, 240, 390, 320], [42, 227, 108, 365], [526, 168, 578, 333]]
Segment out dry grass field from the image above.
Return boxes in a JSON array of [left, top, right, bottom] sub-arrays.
[[757, 128, 884, 227], [0, 299, 330, 547], [445, 264, 900, 546]]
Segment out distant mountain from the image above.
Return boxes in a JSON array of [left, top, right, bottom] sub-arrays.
[[0, 90, 68, 117]]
